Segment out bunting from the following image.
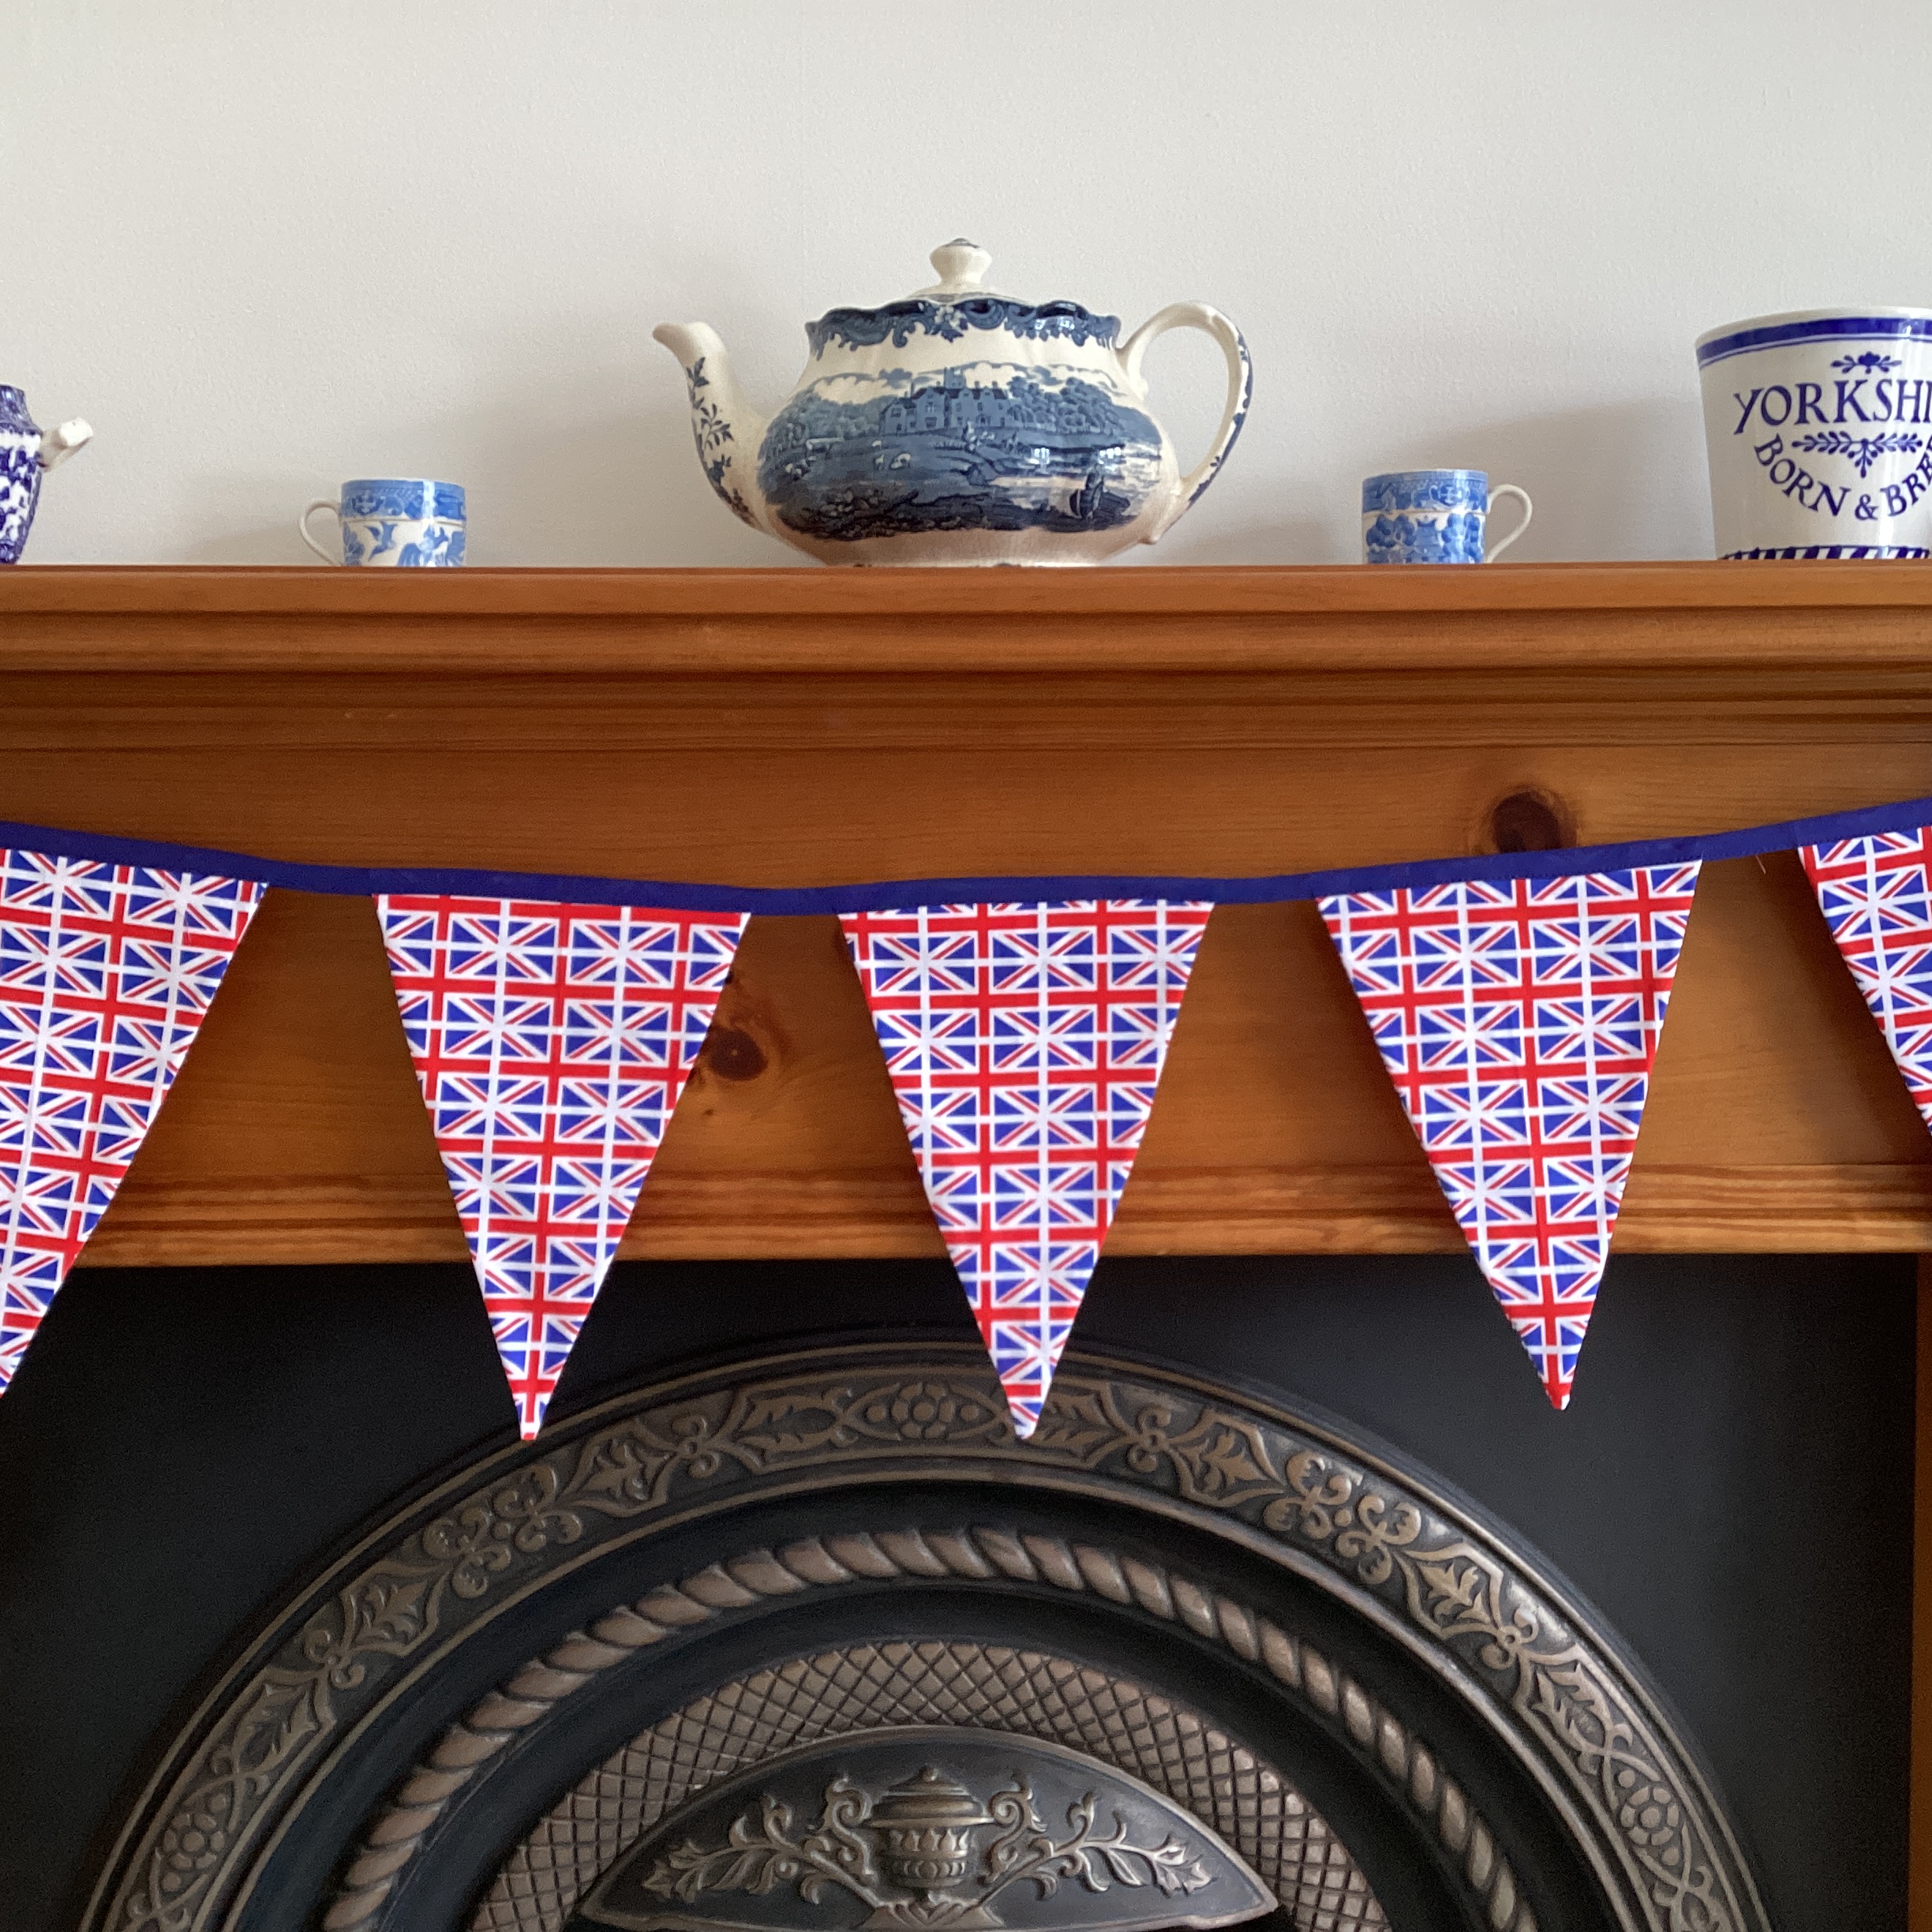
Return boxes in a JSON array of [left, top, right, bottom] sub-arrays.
[[17, 786, 1932, 1426], [841, 900, 1213, 1436], [0, 849, 262, 1391], [1319, 866, 1699, 1408], [1802, 828, 1932, 1129], [376, 894, 747, 1436]]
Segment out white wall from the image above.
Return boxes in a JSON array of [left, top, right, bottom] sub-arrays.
[[6, 2, 1927, 567]]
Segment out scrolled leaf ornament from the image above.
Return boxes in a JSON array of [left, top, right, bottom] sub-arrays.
[[1331, 1489, 1425, 1587], [582, 1738, 1271, 1932], [1260, 1451, 1357, 1544], [640, 1782, 878, 1910]]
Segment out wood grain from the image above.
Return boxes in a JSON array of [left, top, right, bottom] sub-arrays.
[[9, 560, 1932, 676], [0, 562, 1923, 1267]]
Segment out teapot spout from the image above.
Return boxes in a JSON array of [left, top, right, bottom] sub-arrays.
[[36, 418, 92, 471], [653, 324, 768, 531]]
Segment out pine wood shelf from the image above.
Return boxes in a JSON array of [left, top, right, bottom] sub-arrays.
[[6, 561, 1932, 1267]]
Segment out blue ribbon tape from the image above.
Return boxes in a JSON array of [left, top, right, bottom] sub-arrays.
[[3, 792, 1930, 914]]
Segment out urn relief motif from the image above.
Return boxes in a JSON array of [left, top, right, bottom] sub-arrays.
[[655, 242, 1250, 566], [578, 1731, 1274, 1932]]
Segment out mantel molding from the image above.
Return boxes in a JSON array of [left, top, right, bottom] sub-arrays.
[[0, 562, 1928, 1264], [6, 560, 1932, 677]]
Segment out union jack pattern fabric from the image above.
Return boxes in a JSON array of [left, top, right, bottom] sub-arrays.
[[377, 895, 747, 1437], [1320, 866, 1700, 1409], [1, 850, 263, 1393], [841, 900, 1214, 1438], [1802, 827, 1932, 1131]]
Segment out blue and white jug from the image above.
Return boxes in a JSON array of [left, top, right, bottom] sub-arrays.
[[655, 241, 1251, 565], [0, 388, 92, 564]]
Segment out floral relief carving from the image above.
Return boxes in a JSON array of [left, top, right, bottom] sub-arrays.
[[1037, 1398, 1737, 1932], [553, 1402, 749, 1513], [99, 1357, 1763, 1932], [625, 1766, 1226, 1928]]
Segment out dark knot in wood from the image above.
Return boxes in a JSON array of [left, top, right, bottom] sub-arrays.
[[704, 1026, 769, 1082], [1486, 788, 1572, 853]]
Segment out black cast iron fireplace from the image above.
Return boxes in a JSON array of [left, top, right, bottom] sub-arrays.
[[78, 1335, 1773, 1932]]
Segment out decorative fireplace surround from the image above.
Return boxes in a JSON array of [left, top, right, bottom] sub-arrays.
[[78, 1342, 1769, 1932], [0, 564, 1926, 1930]]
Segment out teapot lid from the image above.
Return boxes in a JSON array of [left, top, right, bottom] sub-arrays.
[[912, 239, 1005, 298], [805, 240, 1120, 356]]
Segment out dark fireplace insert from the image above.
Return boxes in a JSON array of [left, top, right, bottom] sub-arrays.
[[79, 1334, 1777, 1932]]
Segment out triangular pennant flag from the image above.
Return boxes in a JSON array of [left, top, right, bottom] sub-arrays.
[[1319, 865, 1700, 1409], [841, 900, 1213, 1437], [376, 895, 747, 1436], [1802, 828, 1932, 1127], [1, 849, 264, 1391]]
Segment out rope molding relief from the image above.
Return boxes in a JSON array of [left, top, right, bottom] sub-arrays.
[[481, 1642, 1392, 1932], [324, 1527, 1530, 1932], [88, 1350, 1768, 1932]]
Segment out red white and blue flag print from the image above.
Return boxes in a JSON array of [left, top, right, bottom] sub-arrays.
[[0, 850, 263, 1395], [1319, 866, 1700, 1410], [376, 895, 747, 1438], [841, 900, 1214, 1439], [1802, 827, 1932, 1130]]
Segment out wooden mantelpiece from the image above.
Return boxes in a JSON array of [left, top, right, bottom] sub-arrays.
[[7, 560, 1932, 1268]]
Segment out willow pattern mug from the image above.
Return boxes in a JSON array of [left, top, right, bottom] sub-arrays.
[[300, 479, 466, 567], [1361, 470, 1533, 564]]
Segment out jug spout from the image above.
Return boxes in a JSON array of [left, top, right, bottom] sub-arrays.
[[653, 324, 768, 530], [36, 418, 92, 471]]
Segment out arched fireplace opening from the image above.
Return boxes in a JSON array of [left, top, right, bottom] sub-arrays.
[[81, 1341, 1769, 1932]]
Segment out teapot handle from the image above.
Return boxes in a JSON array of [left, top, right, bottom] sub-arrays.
[[1120, 303, 1252, 543]]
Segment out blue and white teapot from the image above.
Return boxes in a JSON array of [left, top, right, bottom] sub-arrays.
[[0, 388, 92, 564], [655, 241, 1250, 565]]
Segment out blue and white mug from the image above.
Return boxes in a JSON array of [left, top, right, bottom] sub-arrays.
[[300, 479, 466, 567], [1361, 470, 1533, 564], [1697, 309, 1932, 558]]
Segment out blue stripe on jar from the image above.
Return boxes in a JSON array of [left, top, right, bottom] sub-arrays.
[[1721, 544, 1930, 559], [1697, 315, 1932, 368]]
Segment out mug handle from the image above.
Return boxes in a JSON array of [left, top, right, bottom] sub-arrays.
[[1119, 302, 1252, 544], [299, 498, 341, 564], [1484, 485, 1533, 561]]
